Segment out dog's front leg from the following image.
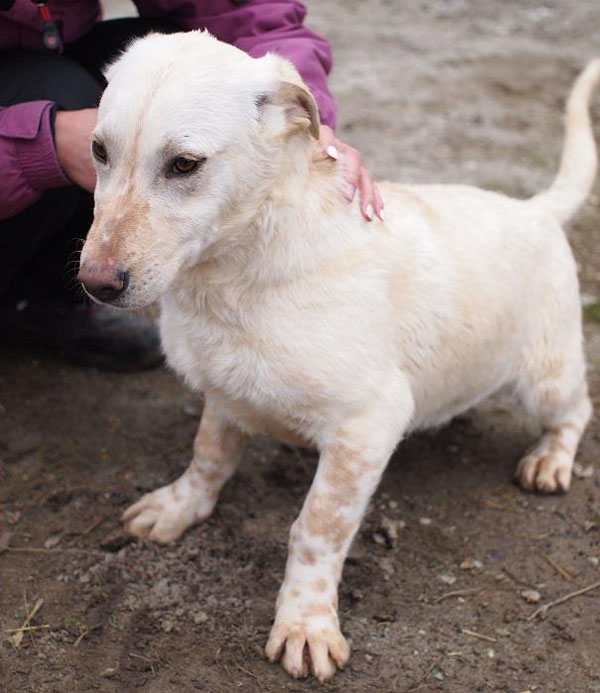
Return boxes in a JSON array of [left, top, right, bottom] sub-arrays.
[[122, 394, 248, 543], [266, 389, 413, 681]]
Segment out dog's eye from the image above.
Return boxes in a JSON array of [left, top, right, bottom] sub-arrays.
[[92, 140, 108, 164], [171, 157, 202, 175]]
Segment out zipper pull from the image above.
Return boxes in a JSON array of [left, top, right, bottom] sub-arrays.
[[31, 1, 63, 52]]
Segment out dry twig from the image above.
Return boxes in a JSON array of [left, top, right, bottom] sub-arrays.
[[461, 628, 497, 643], [236, 663, 259, 680], [527, 579, 600, 621], [4, 624, 49, 634], [9, 598, 43, 648], [544, 554, 576, 582], [73, 628, 89, 647], [68, 516, 106, 546], [502, 566, 537, 589], [434, 587, 483, 603], [128, 652, 159, 676], [401, 655, 442, 693]]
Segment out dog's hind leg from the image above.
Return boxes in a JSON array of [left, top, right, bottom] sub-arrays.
[[122, 394, 248, 543], [515, 336, 592, 493]]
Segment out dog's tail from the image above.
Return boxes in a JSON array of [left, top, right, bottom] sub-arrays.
[[530, 58, 600, 225]]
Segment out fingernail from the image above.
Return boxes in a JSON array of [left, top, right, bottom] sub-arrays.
[[379, 208, 385, 222], [326, 145, 339, 160], [345, 184, 356, 201], [365, 204, 374, 221]]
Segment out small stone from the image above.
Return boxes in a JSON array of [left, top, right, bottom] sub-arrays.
[[487, 648, 495, 658], [460, 558, 482, 570], [584, 521, 598, 532], [351, 589, 364, 602], [573, 463, 594, 479], [439, 574, 457, 585], [372, 532, 386, 545], [433, 669, 444, 681], [388, 500, 398, 510], [588, 556, 599, 566], [161, 619, 174, 633], [101, 668, 117, 678], [182, 403, 199, 417], [419, 517, 432, 526], [193, 611, 208, 624], [44, 535, 61, 549], [380, 516, 402, 548], [521, 589, 541, 604]]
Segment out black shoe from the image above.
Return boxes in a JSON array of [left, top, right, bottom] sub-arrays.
[[0, 297, 164, 372]]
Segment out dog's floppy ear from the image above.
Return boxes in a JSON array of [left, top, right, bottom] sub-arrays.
[[271, 81, 320, 140]]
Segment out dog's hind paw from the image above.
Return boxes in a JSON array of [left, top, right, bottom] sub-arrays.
[[121, 474, 215, 543]]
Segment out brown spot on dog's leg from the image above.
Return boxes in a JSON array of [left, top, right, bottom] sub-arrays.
[[313, 578, 328, 593], [299, 546, 316, 565]]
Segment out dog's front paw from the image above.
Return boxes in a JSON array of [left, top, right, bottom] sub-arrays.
[[121, 475, 215, 543], [516, 451, 572, 493], [265, 606, 350, 682]]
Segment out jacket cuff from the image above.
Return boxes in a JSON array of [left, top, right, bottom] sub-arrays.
[[15, 101, 71, 192]]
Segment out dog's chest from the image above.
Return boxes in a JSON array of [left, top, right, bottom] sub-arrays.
[[159, 298, 322, 435]]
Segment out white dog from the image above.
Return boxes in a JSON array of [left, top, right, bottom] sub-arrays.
[[78, 31, 598, 681]]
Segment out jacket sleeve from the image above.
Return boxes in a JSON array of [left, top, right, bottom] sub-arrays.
[[131, 0, 337, 129], [0, 101, 70, 221]]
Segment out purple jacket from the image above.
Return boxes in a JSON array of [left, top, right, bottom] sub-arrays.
[[0, 0, 336, 220]]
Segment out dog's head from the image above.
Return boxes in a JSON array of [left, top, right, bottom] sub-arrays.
[[78, 31, 320, 308]]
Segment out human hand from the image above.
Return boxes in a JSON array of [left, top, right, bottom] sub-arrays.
[[54, 108, 98, 193], [318, 124, 384, 222]]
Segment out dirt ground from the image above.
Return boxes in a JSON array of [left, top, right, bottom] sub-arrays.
[[2, 1, 600, 691]]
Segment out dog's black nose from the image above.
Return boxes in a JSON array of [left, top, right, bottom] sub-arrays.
[[78, 265, 129, 304]]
